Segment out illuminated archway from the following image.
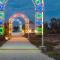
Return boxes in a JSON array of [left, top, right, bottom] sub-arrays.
[[9, 13, 30, 36]]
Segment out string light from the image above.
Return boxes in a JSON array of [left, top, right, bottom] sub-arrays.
[[32, 0, 44, 47]]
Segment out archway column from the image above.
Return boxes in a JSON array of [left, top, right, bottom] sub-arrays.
[[25, 18, 29, 33]]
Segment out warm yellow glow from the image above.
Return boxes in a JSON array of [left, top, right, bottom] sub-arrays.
[[9, 24, 12, 28], [9, 30, 11, 33], [5, 37, 9, 40], [22, 30, 24, 33], [28, 29, 32, 33], [35, 30, 38, 33]]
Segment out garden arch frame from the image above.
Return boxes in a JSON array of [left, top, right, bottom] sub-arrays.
[[9, 13, 30, 36]]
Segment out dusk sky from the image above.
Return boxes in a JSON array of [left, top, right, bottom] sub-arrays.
[[5, 0, 35, 22], [5, 0, 60, 23], [44, 0, 60, 22]]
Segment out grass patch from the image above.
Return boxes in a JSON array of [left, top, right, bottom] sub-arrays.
[[47, 51, 60, 60]]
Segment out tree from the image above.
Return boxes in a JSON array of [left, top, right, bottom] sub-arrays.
[[50, 18, 57, 33], [50, 18, 60, 33], [44, 22, 49, 34]]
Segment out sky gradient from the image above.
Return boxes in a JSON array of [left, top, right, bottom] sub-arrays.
[[5, 0, 60, 23], [44, 0, 60, 22], [5, 0, 35, 22]]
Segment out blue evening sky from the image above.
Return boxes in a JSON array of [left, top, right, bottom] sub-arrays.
[[5, 0, 60, 23], [5, 0, 35, 22], [44, 0, 60, 22]]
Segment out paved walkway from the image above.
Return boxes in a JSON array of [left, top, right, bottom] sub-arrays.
[[0, 36, 38, 49], [0, 50, 54, 60], [0, 36, 55, 60], [0, 41, 38, 49]]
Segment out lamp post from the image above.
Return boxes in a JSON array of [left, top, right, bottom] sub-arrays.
[[32, 0, 46, 50]]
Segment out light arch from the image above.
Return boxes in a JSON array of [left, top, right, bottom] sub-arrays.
[[9, 13, 30, 35]]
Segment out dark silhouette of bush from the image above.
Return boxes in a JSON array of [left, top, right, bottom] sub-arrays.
[[0, 36, 7, 47]]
